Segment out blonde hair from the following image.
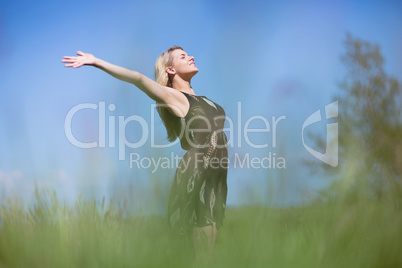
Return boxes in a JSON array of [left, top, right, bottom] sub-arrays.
[[155, 45, 184, 87], [154, 46, 184, 142]]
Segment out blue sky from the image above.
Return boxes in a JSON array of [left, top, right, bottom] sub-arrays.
[[0, 0, 401, 212]]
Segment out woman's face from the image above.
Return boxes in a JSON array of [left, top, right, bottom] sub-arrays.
[[168, 49, 198, 79]]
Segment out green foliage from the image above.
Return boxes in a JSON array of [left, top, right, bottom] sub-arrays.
[[0, 185, 193, 267], [1, 186, 401, 267], [311, 33, 402, 204]]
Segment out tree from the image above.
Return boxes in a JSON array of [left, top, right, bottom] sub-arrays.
[[311, 33, 402, 203]]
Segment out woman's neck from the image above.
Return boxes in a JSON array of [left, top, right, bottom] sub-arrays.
[[172, 77, 195, 95]]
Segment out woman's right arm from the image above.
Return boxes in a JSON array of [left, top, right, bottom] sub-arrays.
[[61, 51, 188, 116]]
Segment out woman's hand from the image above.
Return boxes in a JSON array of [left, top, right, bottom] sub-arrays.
[[61, 51, 97, 68]]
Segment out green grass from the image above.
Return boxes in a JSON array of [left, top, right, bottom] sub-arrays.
[[0, 187, 401, 268]]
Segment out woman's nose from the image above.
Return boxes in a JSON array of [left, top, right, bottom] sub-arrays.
[[189, 56, 194, 61]]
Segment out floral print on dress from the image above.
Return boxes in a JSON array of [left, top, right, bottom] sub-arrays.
[[167, 92, 228, 236]]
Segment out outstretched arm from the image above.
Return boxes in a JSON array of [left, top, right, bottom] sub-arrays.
[[61, 51, 181, 107]]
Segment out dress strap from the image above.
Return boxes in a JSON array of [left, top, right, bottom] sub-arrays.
[[180, 91, 201, 102]]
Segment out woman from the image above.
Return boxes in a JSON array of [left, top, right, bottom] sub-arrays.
[[61, 46, 228, 254]]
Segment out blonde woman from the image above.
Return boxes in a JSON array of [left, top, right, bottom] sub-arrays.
[[61, 46, 228, 255]]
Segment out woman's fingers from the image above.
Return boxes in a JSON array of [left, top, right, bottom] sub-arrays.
[[76, 51, 84, 56], [62, 55, 78, 67], [61, 56, 76, 64], [61, 59, 75, 63], [62, 57, 78, 67]]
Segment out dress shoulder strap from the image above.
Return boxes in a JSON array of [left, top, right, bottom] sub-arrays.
[[180, 91, 201, 103]]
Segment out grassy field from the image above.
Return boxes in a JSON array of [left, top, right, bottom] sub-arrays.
[[0, 187, 401, 268]]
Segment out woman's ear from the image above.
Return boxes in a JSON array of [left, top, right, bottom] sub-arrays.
[[166, 66, 176, 75]]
